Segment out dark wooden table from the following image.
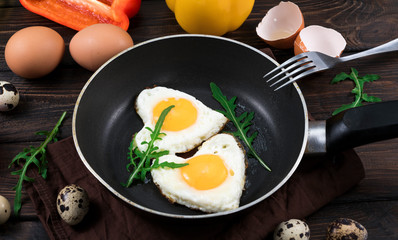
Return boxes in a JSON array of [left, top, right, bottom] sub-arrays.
[[1, 0, 398, 239]]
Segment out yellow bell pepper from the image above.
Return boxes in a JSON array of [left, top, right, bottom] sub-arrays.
[[166, 0, 255, 36]]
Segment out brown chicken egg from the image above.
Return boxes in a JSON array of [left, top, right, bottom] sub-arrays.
[[69, 23, 134, 72], [256, 1, 304, 49], [5, 26, 65, 79], [294, 25, 346, 57]]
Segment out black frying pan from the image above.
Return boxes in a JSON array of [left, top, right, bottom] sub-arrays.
[[72, 35, 398, 219]]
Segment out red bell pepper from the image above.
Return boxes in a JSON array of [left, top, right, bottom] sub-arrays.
[[19, 0, 141, 31], [112, 0, 140, 19]]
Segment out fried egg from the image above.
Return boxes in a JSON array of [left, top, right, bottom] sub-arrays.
[[151, 133, 247, 213], [134, 86, 228, 153]]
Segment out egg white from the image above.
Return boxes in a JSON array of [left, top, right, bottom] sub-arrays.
[[151, 133, 247, 213], [134, 86, 228, 154]]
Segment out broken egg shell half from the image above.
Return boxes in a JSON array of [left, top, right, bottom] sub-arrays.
[[273, 219, 310, 240], [256, 1, 304, 49], [294, 25, 347, 57], [0, 81, 19, 112], [327, 218, 368, 240], [56, 184, 89, 225]]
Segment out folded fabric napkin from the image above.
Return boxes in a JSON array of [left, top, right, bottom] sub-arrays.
[[23, 136, 364, 240], [22, 48, 365, 239]]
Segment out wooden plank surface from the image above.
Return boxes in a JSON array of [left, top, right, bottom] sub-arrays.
[[1, 0, 398, 239]]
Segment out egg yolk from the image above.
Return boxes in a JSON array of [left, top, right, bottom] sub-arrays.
[[180, 154, 228, 190], [153, 97, 198, 131]]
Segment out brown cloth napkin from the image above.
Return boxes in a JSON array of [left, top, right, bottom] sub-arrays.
[[23, 136, 365, 240]]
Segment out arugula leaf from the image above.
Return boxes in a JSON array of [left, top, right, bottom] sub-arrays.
[[123, 105, 188, 187], [210, 82, 271, 172], [9, 111, 67, 216], [331, 68, 381, 115]]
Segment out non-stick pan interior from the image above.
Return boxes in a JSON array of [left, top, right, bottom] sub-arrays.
[[73, 35, 308, 218]]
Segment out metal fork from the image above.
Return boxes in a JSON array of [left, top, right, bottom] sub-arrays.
[[265, 38, 398, 91]]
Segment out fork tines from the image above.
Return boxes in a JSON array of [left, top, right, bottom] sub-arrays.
[[264, 53, 316, 91]]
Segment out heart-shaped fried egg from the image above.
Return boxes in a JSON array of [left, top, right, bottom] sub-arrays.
[[134, 86, 228, 153], [151, 133, 247, 213]]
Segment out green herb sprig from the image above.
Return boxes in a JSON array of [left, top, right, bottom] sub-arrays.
[[9, 111, 67, 216], [123, 105, 188, 187], [331, 68, 381, 115], [210, 82, 271, 171]]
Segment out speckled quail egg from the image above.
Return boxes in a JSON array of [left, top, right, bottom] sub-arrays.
[[327, 218, 368, 240], [0, 195, 11, 225], [0, 81, 19, 111], [274, 219, 310, 240], [56, 184, 89, 225]]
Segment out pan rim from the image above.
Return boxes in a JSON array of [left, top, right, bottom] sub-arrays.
[[72, 34, 309, 219]]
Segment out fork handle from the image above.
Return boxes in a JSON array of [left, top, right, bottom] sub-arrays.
[[340, 38, 398, 62]]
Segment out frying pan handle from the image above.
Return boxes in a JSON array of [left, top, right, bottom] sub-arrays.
[[326, 100, 398, 153]]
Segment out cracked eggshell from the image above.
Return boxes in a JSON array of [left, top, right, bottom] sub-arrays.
[[327, 218, 368, 240], [56, 184, 89, 225], [273, 219, 310, 240], [0, 195, 11, 225], [294, 25, 347, 57], [256, 1, 304, 49], [0, 81, 19, 112]]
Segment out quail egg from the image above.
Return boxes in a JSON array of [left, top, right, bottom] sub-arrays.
[[327, 218, 368, 240], [56, 184, 89, 225], [0, 195, 11, 225], [0, 81, 19, 111], [274, 219, 310, 240]]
